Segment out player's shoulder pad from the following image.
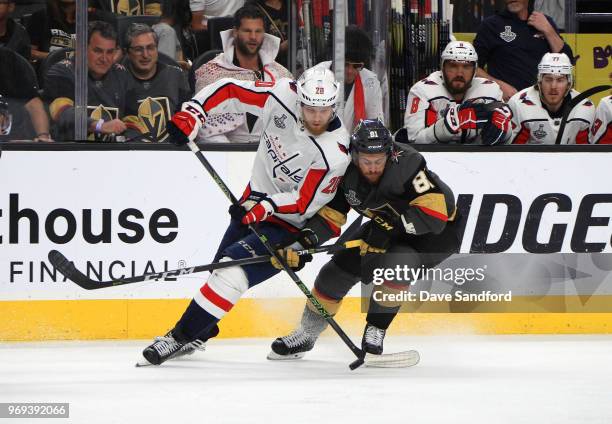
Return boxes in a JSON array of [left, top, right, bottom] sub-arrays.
[[387, 142, 426, 179], [469, 77, 503, 97]]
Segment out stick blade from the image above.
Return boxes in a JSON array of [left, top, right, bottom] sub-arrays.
[[48, 250, 100, 290], [364, 350, 420, 368]]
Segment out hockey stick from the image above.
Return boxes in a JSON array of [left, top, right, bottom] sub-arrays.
[[47, 242, 351, 291], [185, 141, 366, 370], [555, 84, 612, 144]]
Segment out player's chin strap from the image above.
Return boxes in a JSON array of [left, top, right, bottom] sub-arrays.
[[185, 139, 367, 370]]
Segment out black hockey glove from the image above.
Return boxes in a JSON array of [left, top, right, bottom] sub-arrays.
[[359, 220, 394, 256], [480, 103, 512, 145]]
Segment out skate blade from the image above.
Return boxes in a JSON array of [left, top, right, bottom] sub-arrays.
[[135, 359, 155, 367], [364, 350, 420, 368], [267, 350, 307, 360]]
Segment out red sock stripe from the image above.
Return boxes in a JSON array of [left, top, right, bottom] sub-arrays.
[[200, 284, 234, 312]]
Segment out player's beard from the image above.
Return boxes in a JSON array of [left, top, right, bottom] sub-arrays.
[[444, 74, 471, 96], [235, 36, 262, 58]]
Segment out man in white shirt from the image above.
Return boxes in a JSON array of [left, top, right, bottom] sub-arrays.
[[193, 5, 292, 142]]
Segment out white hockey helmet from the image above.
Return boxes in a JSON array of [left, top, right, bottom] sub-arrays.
[[296, 66, 339, 108], [440, 41, 479, 67], [537, 53, 573, 87]]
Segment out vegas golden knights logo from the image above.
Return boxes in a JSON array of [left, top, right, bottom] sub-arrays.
[[138, 97, 170, 142], [88, 105, 119, 141], [114, 0, 142, 15]]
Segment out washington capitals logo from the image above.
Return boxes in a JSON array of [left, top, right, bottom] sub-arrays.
[[274, 114, 288, 129], [533, 124, 547, 140], [500, 26, 516, 43]]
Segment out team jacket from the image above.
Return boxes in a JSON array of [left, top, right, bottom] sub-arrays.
[[123, 62, 191, 142], [404, 70, 504, 144], [44, 59, 130, 141], [186, 77, 351, 232], [194, 30, 292, 143], [590, 95, 612, 144], [322, 143, 456, 239], [508, 86, 595, 144]]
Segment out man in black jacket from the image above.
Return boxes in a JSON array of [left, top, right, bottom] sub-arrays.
[[473, 0, 573, 101]]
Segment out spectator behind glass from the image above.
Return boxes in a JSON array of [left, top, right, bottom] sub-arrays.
[[122, 23, 191, 142], [187, 0, 244, 58], [0, 48, 51, 141], [89, 0, 162, 20], [152, 0, 186, 64], [193, 4, 291, 143], [44, 21, 130, 141], [28, 0, 76, 62], [473, 0, 574, 101], [316, 26, 383, 132], [247, 0, 288, 68], [507, 53, 595, 145], [0, 0, 31, 60]]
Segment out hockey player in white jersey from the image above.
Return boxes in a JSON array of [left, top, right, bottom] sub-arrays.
[[508, 53, 595, 144], [590, 95, 612, 144], [141, 67, 351, 365], [403, 41, 512, 145]]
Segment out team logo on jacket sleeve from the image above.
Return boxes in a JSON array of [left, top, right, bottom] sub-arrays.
[[500, 26, 517, 43]]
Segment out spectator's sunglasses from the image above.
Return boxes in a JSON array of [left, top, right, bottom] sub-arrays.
[[346, 62, 365, 71]]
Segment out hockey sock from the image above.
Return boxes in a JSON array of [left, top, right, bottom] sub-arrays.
[[176, 260, 249, 341], [367, 281, 405, 330]]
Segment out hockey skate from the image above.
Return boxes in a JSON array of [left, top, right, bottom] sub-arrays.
[[362, 323, 386, 355], [268, 327, 317, 360], [268, 306, 328, 360], [141, 331, 186, 365]]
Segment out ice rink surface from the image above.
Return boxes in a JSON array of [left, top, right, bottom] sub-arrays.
[[2, 335, 612, 424]]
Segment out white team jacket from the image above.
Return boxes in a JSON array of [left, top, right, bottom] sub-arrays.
[[194, 29, 292, 143], [590, 95, 612, 144], [317, 61, 384, 132], [508, 86, 595, 144], [187, 77, 351, 230], [403, 70, 504, 144]]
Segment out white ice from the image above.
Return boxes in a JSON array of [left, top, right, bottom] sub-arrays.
[[2, 335, 612, 424]]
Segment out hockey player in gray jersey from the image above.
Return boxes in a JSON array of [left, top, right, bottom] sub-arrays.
[[269, 119, 461, 358]]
